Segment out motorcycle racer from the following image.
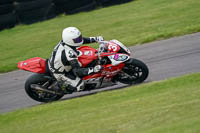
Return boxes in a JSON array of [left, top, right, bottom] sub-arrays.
[[48, 27, 104, 92]]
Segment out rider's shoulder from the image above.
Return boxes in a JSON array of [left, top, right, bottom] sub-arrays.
[[63, 45, 75, 53], [62, 45, 77, 57]]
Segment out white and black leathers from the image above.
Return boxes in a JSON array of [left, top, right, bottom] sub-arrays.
[[48, 37, 97, 91]]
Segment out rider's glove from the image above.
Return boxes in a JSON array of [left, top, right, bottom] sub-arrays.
[[90, 36, 104, 43], [95, 36, 104, 42], [93, 65, 102, 73]]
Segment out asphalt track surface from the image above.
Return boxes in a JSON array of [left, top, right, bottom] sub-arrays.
[[0, 33, 200, 114]]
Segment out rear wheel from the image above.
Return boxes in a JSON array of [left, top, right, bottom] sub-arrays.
[[116, 58, 149, 84], [25, 73, 64, 102]]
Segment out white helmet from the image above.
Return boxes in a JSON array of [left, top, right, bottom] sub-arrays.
[[62, 27, 83, 47]]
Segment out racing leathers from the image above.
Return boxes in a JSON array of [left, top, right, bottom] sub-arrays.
[[48, 37, 101, 92]]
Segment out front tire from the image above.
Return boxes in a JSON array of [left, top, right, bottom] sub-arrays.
[[116, 58, 149, 84], [25, 73, 64, 102]]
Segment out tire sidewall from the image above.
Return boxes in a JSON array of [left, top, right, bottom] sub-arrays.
[[25, 73, 63, 102], [117, 58, 149, 84]]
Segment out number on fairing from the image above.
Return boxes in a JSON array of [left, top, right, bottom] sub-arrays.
[[108, 43, 118, 52]]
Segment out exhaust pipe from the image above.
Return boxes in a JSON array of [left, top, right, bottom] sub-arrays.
[[31, 84, 63, 95]]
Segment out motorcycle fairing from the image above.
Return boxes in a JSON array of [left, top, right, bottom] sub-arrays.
[[100, 52, 130, 66], [83, 63, 125, 81], [109, 40, 131, 55], [18, 57, 46, 73], [106, 41, 121, 52], [77, 46, 98, 67], [102, 63, 125, 77], [108, 53, 130, 66]]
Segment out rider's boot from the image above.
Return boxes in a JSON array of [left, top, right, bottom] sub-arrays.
[[58, 79, 85, 93]]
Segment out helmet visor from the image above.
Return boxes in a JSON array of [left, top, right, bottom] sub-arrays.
[[73, 35, 83, 44]]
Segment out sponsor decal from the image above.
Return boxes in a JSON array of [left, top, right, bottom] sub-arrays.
[[84, 50, 93, 56]]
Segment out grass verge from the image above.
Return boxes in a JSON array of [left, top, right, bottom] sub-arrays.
[[0, 0, 200, 72], [0, 73, 200, 133]]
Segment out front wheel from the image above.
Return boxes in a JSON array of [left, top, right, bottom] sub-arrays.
[[25, 73, 64, 103], [115, 58, 149, 84]]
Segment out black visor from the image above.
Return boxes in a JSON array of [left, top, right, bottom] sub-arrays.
[[73, 35, 83, 44]]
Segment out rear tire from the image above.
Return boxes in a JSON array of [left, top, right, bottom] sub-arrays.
[[25, 73, 64, 102], [116, 58, 149, 84]]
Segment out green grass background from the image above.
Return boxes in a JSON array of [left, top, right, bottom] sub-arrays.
[[1, 0, 200, 72], [1, 0, 200, 132], [0, 73, 200, 133]]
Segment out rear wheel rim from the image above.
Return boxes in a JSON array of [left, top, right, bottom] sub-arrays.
[[29, 82, 59, 102]]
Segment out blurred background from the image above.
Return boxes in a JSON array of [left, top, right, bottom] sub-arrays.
[[0, 0, 133, 30]]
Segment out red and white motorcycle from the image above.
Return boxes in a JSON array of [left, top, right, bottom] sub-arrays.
[[18, 40, 149, 102]]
